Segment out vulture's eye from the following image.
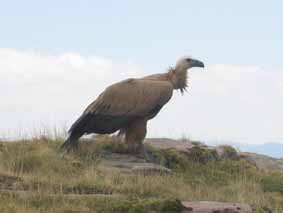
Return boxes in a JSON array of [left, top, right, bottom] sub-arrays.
[[186, 58, 192, 62]]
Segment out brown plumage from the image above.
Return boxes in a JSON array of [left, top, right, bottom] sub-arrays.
[[61, 57, 204, 153]]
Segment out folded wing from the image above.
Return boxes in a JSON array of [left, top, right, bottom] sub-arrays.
[[68, 79, 173, 137]]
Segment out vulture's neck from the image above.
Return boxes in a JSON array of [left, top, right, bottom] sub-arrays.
[[142, 67, 188, 93], [167, 67, 188, 93]]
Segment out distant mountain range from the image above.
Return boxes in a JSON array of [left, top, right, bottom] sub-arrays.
[[207, 141, 283, 159], [236, 143, 283, 159]]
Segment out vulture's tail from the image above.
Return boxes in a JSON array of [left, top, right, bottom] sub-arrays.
[[60, 113, 88, 152], [60, 134, 79, 152]]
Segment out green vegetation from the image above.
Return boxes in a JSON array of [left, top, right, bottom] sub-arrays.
[[261, 175, 283, 193], [0, 136, 282, 212]]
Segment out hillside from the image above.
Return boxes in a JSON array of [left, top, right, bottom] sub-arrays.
[[242, 152, 283, 172], [0, 136, 282, 212], [146, 138, 283, 172], [237, 143, 283, 159], [208, 141, 283, 159]]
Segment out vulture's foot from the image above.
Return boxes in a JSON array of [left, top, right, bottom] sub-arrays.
[[127, 143, 156, 163], [140, 145, 157, 163], [126, 143, 141, 155]]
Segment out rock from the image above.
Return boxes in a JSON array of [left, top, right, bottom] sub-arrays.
[[98, 152, 171, 174], [145, 138, 196, 154], [98, 138, 280, 174], [181, 201, 252, 213], [216, 145, 238, 160], [132, 165, 171, 175]]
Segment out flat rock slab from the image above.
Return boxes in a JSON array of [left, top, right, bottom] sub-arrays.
[[182, 201, 251, 213], [99, 152, 171, 175], [132, 165, 171, 175], [145, 138, 195, 153]]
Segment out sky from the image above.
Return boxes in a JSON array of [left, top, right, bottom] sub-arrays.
[[0, 0, 282, 144]]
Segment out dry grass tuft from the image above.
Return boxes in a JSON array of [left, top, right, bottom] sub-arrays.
[[0, 135, 282, 212]]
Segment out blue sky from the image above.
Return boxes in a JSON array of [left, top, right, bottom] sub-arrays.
[[0, 1, 282, 144], [1, 0, 282, 68]]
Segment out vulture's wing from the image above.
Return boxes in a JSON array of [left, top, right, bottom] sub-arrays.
[[85, 79, 173, 115], [68, 79, 173, 135]]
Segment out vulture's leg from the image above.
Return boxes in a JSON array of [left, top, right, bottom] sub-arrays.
[[125, 119, 147, 154], [125, 119, 154, 162]]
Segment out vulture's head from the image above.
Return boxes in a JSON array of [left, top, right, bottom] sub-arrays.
[[170, 57, 204, 93], [175, 57, 205, 72]]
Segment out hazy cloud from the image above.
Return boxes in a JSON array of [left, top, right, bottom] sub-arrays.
[[0, 49, 282, 143]]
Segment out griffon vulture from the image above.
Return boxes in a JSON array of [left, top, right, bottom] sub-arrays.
[[61, 57, 204, 156]]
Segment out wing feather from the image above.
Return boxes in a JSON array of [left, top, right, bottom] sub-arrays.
[[68, 79, 173, 136], [85, 79, 173, 117]]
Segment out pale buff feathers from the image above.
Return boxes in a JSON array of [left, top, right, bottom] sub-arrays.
[[85, 58, 192, 117], [62, 57, 202, 152], [167, 66, 188, 93], [85, 79, 173, 117]]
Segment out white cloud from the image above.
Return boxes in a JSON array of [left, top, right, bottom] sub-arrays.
[[163, 64, 283, 143], [0, 48, 282, 143]]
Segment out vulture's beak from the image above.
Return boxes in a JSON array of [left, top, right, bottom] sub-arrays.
[[191, 59, 205, 68]]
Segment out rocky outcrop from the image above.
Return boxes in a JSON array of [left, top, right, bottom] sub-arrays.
[[146, 138, 283, 172], [98, 152, 171, 175], [96, 139, 254, 212], [240, 152, 283, 172], [145, 138, 238, 161], [145, 138, 196, 153], [182, 201, 252, 213], [132, 165, 171, 175]]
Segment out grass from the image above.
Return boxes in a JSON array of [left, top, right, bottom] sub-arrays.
[[0, 135, 282, 212]]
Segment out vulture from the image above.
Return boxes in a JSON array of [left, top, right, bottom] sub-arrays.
[[61, 57, 204, 157]]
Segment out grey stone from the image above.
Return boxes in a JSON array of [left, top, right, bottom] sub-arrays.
[[182, 201, 252, 213], [98, 152, 171, 175], [145, 138, 195, 154], [132, 165, 171, 175]]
